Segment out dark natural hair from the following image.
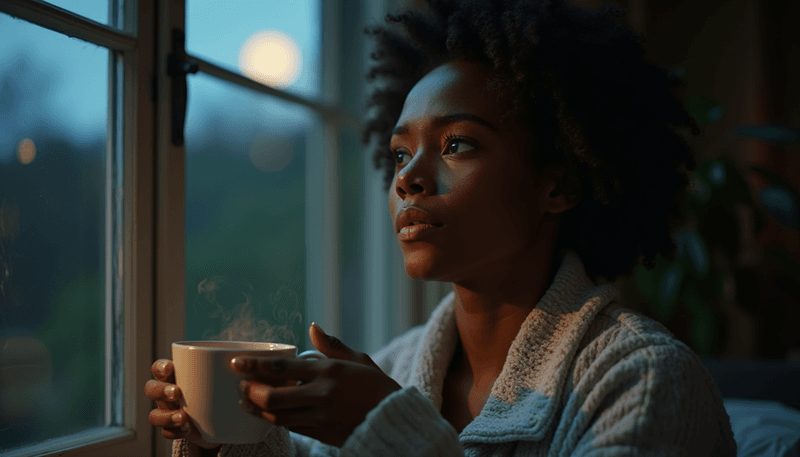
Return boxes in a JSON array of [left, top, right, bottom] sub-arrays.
[[360, 0, 699, 283]]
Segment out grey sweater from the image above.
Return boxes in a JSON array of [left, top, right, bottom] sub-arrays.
[[176, 249, 737, 456]]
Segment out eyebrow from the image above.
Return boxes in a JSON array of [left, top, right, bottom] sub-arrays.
[[391, 113, 499, 136]]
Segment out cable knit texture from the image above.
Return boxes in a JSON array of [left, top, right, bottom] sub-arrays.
[[172, 249, 737, 456]]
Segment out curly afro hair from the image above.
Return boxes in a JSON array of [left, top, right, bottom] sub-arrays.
[[360, 0, 699, 283]]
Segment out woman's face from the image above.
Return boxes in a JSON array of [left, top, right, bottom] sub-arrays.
[[388, 60, 562, 284]]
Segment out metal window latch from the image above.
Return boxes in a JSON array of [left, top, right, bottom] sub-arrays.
[[167, 28, 198, 146]]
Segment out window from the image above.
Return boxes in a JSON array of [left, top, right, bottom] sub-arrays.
[[0, 0, 437, 456], [0, 0, 147, 455]]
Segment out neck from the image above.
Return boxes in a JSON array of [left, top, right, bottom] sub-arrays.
[[449, 247, 560, 385]]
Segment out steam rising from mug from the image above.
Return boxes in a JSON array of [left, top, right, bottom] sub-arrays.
[[194, 277, 302, 344]]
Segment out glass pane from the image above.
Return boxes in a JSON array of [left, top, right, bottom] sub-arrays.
[[185, 72, 309, 351], [338, 128, 365, 352], [186, 0, 320, 99], [43, 0, 135, 32], [0, 13, 108, 451]]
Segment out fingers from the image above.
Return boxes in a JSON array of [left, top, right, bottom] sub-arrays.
[[151, 359, 175, 383], [149, 408, 191, 440], [254, 406, 319, 428], [144, 379, 183, 404], [231, 356, 322, 384], [240, 379, 320, 412], [149, 408, 189, 429]]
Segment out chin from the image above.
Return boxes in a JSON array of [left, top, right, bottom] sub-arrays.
[[402, 251, 449, 281]]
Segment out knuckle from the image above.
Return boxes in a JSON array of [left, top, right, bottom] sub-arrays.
[[164, 384, 181, 401], [148, 408, 164, 425], [144, 380, 157, 397], [323, 360, 345, 376]]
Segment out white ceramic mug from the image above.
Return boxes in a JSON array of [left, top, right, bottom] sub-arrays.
[[171, 341, 326, 444]]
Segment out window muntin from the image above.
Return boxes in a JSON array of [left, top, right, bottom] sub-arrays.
[[42, 0, 134, 33]]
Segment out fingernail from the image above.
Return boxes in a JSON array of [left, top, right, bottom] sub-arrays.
[[231, 357, 250, 371], [171, 412, 183, 425], [157, 360, 168, 373], [164, 385, 176, 400], [311, 322, 325, 334], [239, 398, 254, 413], [239, 379, 249, 393]]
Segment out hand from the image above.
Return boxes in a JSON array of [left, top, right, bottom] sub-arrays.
[[144, 359, 222, 455], [232, 323, 403, 448]]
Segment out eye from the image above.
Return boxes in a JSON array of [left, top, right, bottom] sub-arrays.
[[444, 135, 476, 155], [392, 149, 411, 167]]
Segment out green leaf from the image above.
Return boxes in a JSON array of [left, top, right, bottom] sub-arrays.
[[684, 96, 725, 126], [675, 228, 709, 278], [748, 165, 800, 231], [693, 270, 726, 304], [735, 124, 800, 145], [698, 203, 740, 261], [709, 157, 755, 207], [684, 289, 721, 357], [634, 262, 673, 321], [686, 174, 712, 206], [759, 187, 799, 231], [658, 262, 684, 320]]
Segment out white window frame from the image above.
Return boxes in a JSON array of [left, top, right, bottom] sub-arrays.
[[0, 0, 442, 455], [0, 0, 155, 456]]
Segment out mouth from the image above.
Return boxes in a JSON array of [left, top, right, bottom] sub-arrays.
[[398, 223, 443, 241], [394, 206, 444, 241]]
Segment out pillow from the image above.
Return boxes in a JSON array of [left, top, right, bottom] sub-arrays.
[[723, 398, 800, 457]]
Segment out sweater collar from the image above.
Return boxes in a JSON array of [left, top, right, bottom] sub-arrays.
[[410, 249, 619, 444]]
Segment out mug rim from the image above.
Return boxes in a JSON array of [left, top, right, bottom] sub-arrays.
[[172, 341, 296, 351]]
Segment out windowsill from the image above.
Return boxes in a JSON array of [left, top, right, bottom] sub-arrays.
[[0, 426, 133, 457]]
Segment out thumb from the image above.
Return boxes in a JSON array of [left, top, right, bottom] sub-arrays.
[[309, 322, 375, 367]]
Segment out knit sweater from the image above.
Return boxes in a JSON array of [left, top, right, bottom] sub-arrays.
[[174, 249, 737, 456]]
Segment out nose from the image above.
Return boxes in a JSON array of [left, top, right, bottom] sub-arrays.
[[394, 151, 435, 198]]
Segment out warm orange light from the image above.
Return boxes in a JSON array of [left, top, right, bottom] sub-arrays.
[[239, 30, 301, 89], [17, 138, 36, 165]]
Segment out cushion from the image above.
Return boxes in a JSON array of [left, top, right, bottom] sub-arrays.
[[723, 398, 800, 457]]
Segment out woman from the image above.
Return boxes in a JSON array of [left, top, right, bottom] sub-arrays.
[[146, 0, 737, 455]]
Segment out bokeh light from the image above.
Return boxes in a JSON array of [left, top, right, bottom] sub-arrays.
[[17, 138, 36, 164], [238, 30, 301, 88], [249, 134, 293, 172]]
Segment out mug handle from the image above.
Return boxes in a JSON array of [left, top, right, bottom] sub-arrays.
[[295, 350, 326, 386], [297, 350, 326, 361]]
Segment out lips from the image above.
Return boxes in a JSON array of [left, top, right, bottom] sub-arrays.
[[394, 206, 444, 241]]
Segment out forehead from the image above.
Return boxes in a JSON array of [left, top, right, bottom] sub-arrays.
[[397, 60, 508, 125]]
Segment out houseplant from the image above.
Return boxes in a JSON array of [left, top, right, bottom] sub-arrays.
[[632, 93, 800, 357]]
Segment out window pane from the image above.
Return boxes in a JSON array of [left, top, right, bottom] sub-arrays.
[[338, 128, 366, 352], [0, 13, 108, 451], [185, 73, 309, 351], [186, 0, 320, 99], [42, 0, 135, 32]]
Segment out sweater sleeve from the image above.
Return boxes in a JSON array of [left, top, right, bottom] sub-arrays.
[[338, 386, 462, 457], [564, 344, 737, 457]]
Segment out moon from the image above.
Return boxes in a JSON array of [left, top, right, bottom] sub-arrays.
[[239, 30, 302, 89]]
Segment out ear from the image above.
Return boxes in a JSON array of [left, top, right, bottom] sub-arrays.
[[540, 165, 582, 214]]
